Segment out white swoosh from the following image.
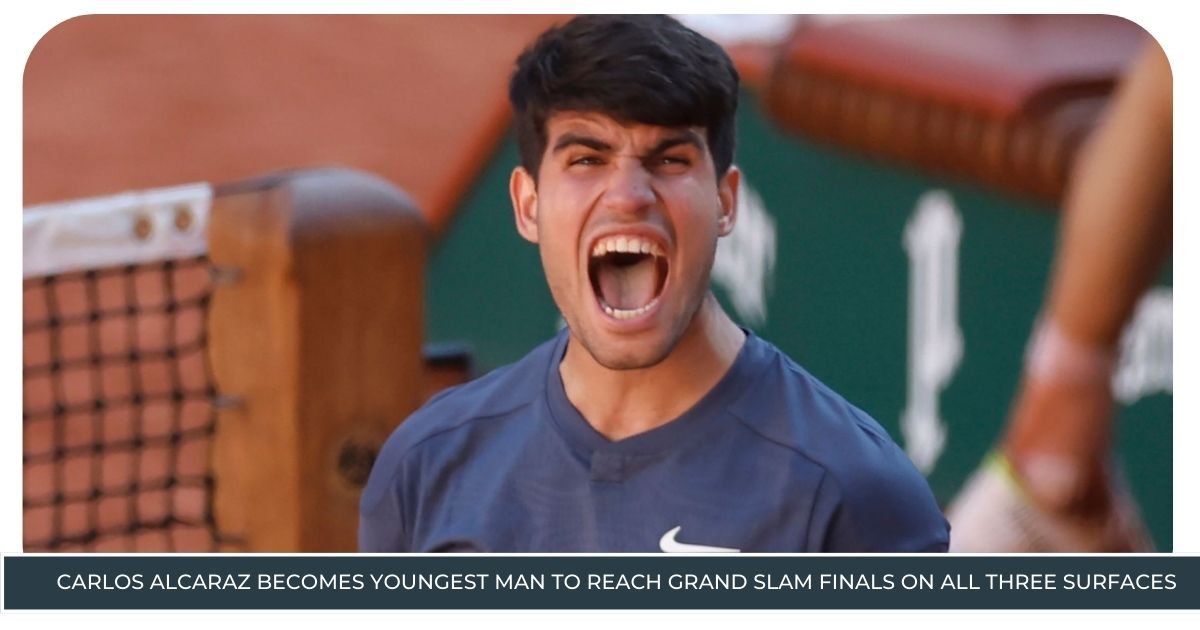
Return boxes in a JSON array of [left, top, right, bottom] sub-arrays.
[[658, 526, 739, 553]]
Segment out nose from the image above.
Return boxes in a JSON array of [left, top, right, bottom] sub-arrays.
[[601, 157, 656, 213]]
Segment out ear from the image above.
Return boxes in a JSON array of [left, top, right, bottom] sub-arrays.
[[716, 165, 740, 237], [510, 166, 539, 244]]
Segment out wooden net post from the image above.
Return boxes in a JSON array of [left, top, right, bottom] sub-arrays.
[[206, 168, 426, 551]]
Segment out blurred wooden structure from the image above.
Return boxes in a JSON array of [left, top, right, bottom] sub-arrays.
[[207, 169, 426, 551], [762, 15, 1150, 203]]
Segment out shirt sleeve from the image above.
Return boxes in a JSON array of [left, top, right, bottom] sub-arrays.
[[814, 437, 950, 552], [357, 450, 409, 552]]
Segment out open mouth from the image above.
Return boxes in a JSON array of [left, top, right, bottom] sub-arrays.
[[588, 235, 669, 320]]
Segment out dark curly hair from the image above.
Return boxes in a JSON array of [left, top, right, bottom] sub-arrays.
[[509, 15, 740, 180]]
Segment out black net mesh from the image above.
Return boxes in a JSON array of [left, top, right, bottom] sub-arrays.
[[22, 256, 236, 551]]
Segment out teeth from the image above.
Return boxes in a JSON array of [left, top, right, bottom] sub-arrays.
[[591, 236, 664, 258], [601, 297, 659, 320]]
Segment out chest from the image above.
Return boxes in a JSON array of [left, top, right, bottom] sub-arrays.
[[408, 437, 826, 552]]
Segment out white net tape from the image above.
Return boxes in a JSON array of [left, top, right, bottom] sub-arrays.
[[24, 183, 212, 279]]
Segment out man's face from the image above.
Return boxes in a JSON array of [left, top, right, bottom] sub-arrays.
[[511, 111, 739, 370]]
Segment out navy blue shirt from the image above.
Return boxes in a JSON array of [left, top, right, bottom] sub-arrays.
[[359, 330, 949, 552]]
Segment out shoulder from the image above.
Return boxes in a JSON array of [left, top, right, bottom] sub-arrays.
[[359, 334, 559, 511], [727, 336, 900, 466], [731, 336, 949, 551]]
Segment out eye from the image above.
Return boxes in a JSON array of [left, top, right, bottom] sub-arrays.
[[568, 155, 604, 167], [654, 155, 692, 172]]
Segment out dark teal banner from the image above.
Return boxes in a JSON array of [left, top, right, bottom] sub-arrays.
[[2, 555, 1194, 610]]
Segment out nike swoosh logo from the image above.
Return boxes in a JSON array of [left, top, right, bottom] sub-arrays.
[[658, 526, 739, 553]]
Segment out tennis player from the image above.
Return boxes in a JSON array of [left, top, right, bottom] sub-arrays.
[[359, 15, 949, 552]]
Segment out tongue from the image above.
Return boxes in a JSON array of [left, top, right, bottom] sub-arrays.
[[598, 256, 658, 311]]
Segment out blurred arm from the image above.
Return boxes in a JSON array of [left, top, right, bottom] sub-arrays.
[[1001, 41, 1172, 516], [1045, 40, 1172, 348]]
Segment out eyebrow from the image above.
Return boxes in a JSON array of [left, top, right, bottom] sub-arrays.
[[550, 129, 706, 157], [646, 130, 705, 156], [551, 133, 612, 154]]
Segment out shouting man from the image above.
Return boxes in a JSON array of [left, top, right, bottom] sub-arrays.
[[360, 15, 949, 552]]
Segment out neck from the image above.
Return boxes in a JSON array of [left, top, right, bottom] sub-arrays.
[[560, 293, 746, 441]]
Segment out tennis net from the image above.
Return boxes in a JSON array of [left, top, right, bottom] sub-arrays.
[[23, 184, 237, 551]]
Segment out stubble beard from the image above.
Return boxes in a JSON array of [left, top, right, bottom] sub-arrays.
[[572, 278, 711, 372]]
